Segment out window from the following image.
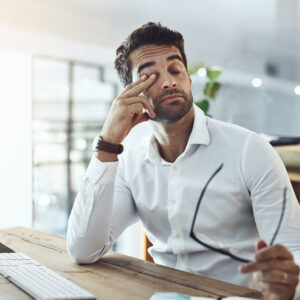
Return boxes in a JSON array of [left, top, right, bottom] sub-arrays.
[[32, 56, 118, 236]]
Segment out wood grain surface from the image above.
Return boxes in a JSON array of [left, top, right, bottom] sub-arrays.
[[0, 227, 262, 299]]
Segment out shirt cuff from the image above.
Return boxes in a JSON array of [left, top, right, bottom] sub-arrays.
[[86, 154, 119, 185]]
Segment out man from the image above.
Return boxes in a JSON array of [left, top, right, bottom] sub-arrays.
[[67, 22, 300, 299]]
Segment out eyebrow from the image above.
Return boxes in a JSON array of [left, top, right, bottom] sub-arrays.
[[137, 54, 183, 74], [167, 55, 183, 63]]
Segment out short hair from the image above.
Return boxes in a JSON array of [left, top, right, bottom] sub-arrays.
[[115, 22, 188, 87]]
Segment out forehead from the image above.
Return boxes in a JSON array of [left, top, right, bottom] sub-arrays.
[[130, 44, 182, 70]]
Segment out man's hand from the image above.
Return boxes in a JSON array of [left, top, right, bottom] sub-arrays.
[[100, 74, 157, 145], [240, 240, 300, 300]]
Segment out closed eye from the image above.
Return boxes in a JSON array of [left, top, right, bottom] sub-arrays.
[[169, 65, 182, 75]]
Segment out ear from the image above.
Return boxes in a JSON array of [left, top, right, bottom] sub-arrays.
[[189, 76, 192, 85]]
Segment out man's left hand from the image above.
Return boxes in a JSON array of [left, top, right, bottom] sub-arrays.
[[240, 240, 300, 300]]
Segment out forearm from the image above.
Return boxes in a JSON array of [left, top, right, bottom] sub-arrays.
[[96, 149, 118, 162], [67, 157, 118, 264]]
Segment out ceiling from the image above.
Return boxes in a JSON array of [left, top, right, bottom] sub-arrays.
[[0, 0, 299, 80]]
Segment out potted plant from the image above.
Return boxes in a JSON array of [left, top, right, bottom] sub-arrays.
[[188, 64, 222, 115]]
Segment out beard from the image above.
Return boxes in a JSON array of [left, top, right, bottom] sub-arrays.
[[149, 88, 193, 123]]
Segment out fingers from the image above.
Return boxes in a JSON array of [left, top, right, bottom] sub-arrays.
[[132, 112, 150, 126], [256, 270, 299, 287], [121, 75, 147, 96], [128, 103, 150, 126], [256, 239, 268, 251], [122, 74, 156, 98], [243, 243, 300, 299], [125, 96, 155, 118], [259, 282, 294, 299], [255, 271, 299, 300], [240, 258, 300, 274], [101, 74, 156, 144], [255, 244, 294, 262]]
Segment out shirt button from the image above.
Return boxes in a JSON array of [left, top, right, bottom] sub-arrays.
[[172, 165, 177, 171], [171, 199, 176, 204], [180, 254, 185, 260], [175, 233, 181, 239]]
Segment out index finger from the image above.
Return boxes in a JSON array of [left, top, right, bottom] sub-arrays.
[[239, 258, 299, 274], [255, 244, 294, 262], [122, 74, 156, 97]]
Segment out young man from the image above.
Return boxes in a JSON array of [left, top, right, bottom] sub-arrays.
[[67, 22, 300, 299]]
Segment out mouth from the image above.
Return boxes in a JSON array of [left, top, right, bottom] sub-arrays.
[[161, 94, 183, 104]]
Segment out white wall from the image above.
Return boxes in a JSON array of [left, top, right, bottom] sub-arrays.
[[0, 25, 116, 76], [0, 49, 32, 228]]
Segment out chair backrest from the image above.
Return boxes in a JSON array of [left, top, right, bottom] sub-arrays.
[[141, 230, 153, 262]]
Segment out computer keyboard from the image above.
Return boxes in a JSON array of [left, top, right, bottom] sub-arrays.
[[0, 253, 96, 300]]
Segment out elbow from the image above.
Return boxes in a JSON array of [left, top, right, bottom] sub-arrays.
[[66, 224, 99, 264], [67, 244, 100, 265], [66, 219, 112, 264], [66, 237, 108, 265], [70, 254, 96, 265]]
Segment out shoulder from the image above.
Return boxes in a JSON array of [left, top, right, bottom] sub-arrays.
[[205, 117, 278, 165], [206, 117, 260, 149], [207, 117, 252, 137]]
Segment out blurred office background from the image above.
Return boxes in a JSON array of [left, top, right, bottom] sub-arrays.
[[0, 0, 299, 259]]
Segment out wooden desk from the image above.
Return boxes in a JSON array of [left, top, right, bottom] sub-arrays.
[[0, 227, 262, 299]]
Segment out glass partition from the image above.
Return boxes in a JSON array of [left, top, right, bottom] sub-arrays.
[[32, 56, 118, 236]]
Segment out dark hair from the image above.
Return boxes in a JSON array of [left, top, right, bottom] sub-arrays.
[[115, 22, 188, 87]]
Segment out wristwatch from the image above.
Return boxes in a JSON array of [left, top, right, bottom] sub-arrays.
[[95, 136, 124, 154]]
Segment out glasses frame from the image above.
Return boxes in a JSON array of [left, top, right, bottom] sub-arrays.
[[189, 163, 287, 263]]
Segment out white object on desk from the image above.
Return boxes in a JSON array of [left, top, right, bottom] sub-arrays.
[[150, 292, 256, 299], [0, 253, 96, 300]]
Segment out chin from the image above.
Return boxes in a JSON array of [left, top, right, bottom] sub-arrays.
[[153, 101, 193, 123]]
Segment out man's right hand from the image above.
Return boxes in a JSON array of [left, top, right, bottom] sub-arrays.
[[97, 74, 156, 161]]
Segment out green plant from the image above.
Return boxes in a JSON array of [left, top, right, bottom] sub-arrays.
[[188, 64, 222, 115]]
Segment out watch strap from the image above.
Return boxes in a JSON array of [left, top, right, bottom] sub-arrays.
[[95, 136, 124, 154]]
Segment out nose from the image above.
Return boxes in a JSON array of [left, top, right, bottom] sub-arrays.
[[161, 74, 177, 90]]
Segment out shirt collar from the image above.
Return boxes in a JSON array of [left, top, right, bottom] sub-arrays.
[[188, 104, 211, 146], [144, 104, 211, 163]]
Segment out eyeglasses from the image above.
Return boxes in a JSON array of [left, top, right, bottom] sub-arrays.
[[189, 163, 288, 263]]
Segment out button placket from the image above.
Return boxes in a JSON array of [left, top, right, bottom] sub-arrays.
[[168, 163, 185, 254], [168, 164, 178, 208], [174, 232, 181, 239]]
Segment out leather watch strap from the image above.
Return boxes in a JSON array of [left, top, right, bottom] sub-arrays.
[[95, 136, 124, 154]]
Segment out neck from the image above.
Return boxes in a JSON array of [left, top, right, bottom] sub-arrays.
[[150, 106, 194, 163]]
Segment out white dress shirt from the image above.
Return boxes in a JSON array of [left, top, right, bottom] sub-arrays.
[[67, 105, 300, 287]]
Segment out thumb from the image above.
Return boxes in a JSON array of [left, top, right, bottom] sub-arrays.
[[255, 239, 268, 262], [135, 112, 150, 125], [132, 112, 150, 127], [256, 239, 268, 251]]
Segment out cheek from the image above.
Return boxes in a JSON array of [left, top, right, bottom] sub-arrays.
[[182, 76, 191, 90]]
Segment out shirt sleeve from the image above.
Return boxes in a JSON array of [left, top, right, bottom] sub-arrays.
[[241, 133, 300, 264], [66, 154, 138, 264]]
